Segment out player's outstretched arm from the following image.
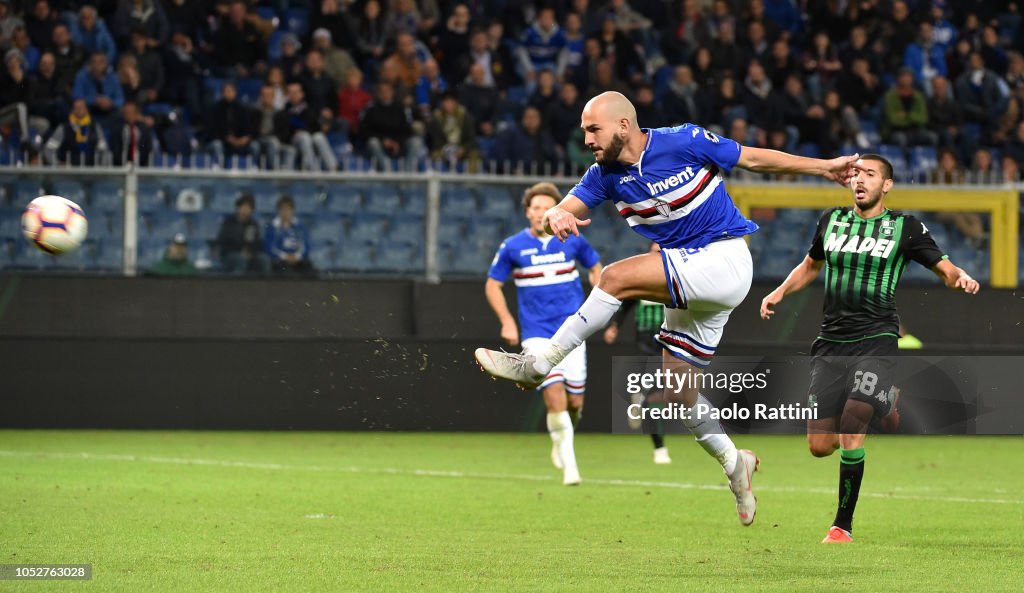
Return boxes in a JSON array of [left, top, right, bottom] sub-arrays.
[[760, 256, 825, 320], [737, 146, 859, 187], [484, 278, 520, 345], [931, 260, 980, 294], [544, 195, 591, 241]]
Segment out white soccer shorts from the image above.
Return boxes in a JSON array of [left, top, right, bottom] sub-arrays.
[[655, 237, 753, 368], [522, 337, 587, 394]]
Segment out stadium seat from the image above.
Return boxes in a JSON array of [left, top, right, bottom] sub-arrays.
[[446, 248, 491, 275], [143, 211, 189, 242], [326, 189, 361, 215], [285, 8, 309, 36], [190, 211, 225, 241], [309, 216, 345, 244], [309, 240, 338, 270], [0, 237, 17, 268], [207, 186, 245, 214], [267, 30, 286, 61], [50, 239, 95, 270], [286, 182, 323, 214], [478, 192, 517, 220], [251, 182, 281, 212], [11, 180, 43, 204], [436, 221, 464, 249], [387, 215, 425, 247], [404, 187, 427, 214], [362, 186, 403, 216], [335, 241, 373, 272], [375, 242, 421, 273], [346, 214, 387, 244], [95, 239, 123, 270], [49, 180, 86, 204], [236, 78, 264, 104], [441, 187, 477, 213], [91, 184, 124, 214], [909, 146, 938, 173], [13, 243, 54, 270], [0, 211, 21, 239]]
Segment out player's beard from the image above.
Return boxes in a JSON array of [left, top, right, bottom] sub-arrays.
[[853, 186, 883, 211], [594, 134, 625, 165]]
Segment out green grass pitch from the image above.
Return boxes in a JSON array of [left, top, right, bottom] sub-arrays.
[[1, 431, 1021, 592]]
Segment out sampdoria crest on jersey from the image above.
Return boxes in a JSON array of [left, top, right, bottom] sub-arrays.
[[655, 199, 673, 218]]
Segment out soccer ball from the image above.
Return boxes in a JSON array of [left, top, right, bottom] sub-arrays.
[[21, 195, 89, 255]]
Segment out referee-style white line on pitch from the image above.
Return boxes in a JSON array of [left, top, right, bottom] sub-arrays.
[[0, 449, 1020, 506]]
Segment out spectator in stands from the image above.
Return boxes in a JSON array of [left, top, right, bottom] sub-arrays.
[[385, 0, 432, 40], [108, 100, 155, 165], [0, 49, 33, 147], [275, 82, 338, 171], [360, 80, 424, 171], [821, 89, 866, 153], [802, 30, 842, 101], [596, 13, 645, 84], [337, 68, 371, 137], [51, 23, 85, 97], [608, 0, 653, 48], [517, 6, 565, 86], [742, 60, 783, 136], [663, 65, 708, 126], [879, 0, 915, 74], [311, 0, 354, 51], [568, 36, 601, 95], [311, 28, 356, 89], [73, 52, 124, 123], [1006, 52, 1024, 90], [1001, 154, 1019, 183], [436, 3, 471, 83], [216, 193, 267, 275], [253, 83, 291, 168], [904, 21, 947, 91], [710, 20, 747, 80], [354, 0, 387, 69], [882, 68, 937, 149], [212, 0, 265, 78], [415, 59, 448, 116], [765, 37, 798, 89], [163, 0, 206, 41], [24, 0, 57, 51], [980, 25, 1007, 77], [149, 233, 197, 276], [299, 49, 338, 116], [586, 59, 631, 101], [0, 1, 23, 47], [777, 73, 818, 147], [117, 54, 146, 106], [208, 81, 259, 167], [485, 19, 520, 88], [931, 148, 987, 248], [633, 83, 668, 129], [556, 11, 585, 83], [835, 57, 882, 120], [125, 27, 164, 104], [662, 0, 705, 65], [743, 20, 770, 65], [43, 97, 110, 165], [69, 6, 116, 67], [7, 26, 38, 74], [955, 52, 1007, 143], [265, 66, 287, 109], [929, 3, 957, 50], [545, 81, 583, 153], [26, 52, 65, 127], [526, 68, 558, 115], [161, 30, 202, 119], [265, 195, 313, 276], [763, 0, 801, 37], [1002, 121, 1024, 172], [709, 75, 744, 133], [491, 105, 557, 174], [384, 31, 426, 91], [111, 0, 169, 48], [273, 32, 304, 80], [427, 90, 478, 169], [927, 75, 961, 151], [972, 147, 998, 182], [458, 62, 499, 138]]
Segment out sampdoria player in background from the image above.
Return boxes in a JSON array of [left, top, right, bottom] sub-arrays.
[[485, 182, 602, 486], [476, 91, 858, 525], [604, 242, 673, 465], [759, 154, 979, 543]]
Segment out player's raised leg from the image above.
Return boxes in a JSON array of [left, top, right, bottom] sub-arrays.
[[475, 251, 669, 388]]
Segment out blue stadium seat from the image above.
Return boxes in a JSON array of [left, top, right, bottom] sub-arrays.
[[309, 241, 338, 270], [478, 192, 517, 220], [49, 180, 86, 204], [95, 239, 122, 270], [797, 143, 820, 158], [0, 211, 21, 239], [335, 241, 373, 272], [309, 216, 345, 244], [143, 211, 189, 242], [91, 183, 123, 214], [137, 239, 168, 269], [236, 78, 263, 104], [387, 215, 425, 247], [326, 189, 361, 215], [909, 146, 938, 172], [285, 8, 309, 36], [436, 221, 464, 249], [13, 243, 54, 270], [404, 187, 427, 214], [362, 186, 403, 216], [251, 182, 281, 213], [11, 180, 43, 204], [286, 182, 323, 213], [191, 211, 224, 240], [441, 187, 477, 214], [0, 238, 17, 268], [375, 242, 421, 273], [207, 186, 244, 214], [203, 77, 225, 103], [877, 144, 908, 171], [267, 30, 286, 61], [446, 248, 491, 275], [50, 240, 95, 270], [346, 214, 387, 244]]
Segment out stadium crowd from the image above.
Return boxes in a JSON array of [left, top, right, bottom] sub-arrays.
[[0, 0, 1023, 179]]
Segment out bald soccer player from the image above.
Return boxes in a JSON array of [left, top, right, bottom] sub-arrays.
[[476, 92, 858, 525]]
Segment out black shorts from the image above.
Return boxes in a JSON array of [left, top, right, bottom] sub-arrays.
[[808, 335, 898, 419]]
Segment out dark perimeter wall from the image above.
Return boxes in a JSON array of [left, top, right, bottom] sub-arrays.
[[1, 276, 1022, 430]]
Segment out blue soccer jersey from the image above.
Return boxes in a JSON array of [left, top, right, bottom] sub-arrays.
[[569, 125, 759, 249], [488, 229, 601, 340]]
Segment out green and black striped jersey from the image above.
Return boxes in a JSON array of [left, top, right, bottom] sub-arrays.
[[808, 207, 948, 342]]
